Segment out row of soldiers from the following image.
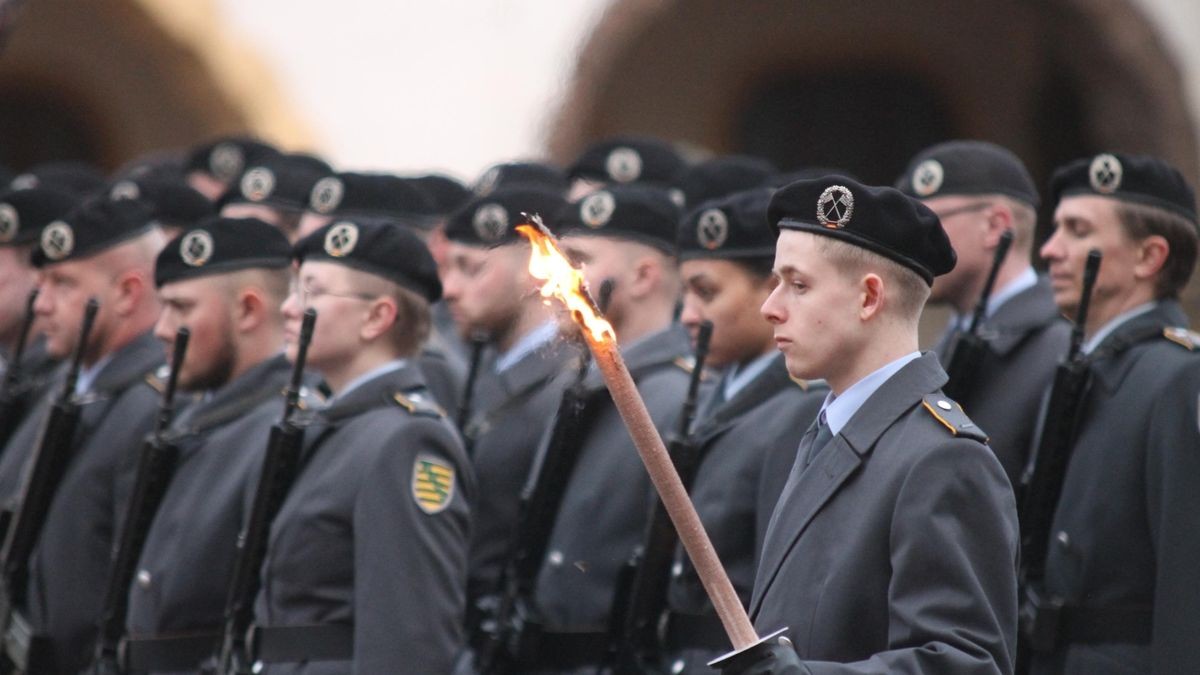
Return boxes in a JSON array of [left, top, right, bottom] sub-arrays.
[[0, 133, 1194, 675]]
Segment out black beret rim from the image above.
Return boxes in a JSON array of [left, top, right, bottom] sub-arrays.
[[320, 206, 438, 228], [294, 251, 441, 303], [1054, 187, 1198, 225], [155, 257, 291, 288], [32, 221, 157, 269], [557, 227, 676, 256], [677, 245, 778, 262], [775, 219, 936, 286]]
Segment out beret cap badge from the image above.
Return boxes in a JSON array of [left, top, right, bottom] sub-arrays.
[[816, 185, 855, 229], [911, 159, 945, 197], [179, 229, 215, 267], [310, 176, 345, 214], [472, 203, 509, 243], [580, 191, 616, 229], [696, 208, 730, 250], [605, 147, 643, 184], [208, 142, 245, 182], [1088, 154, 1123, 194], [324, 222, 359, 257], [241, 167, 276, 202], [109, 180, 141, 201], [41, 221, 75, 261], [0, 204, 18, 243]]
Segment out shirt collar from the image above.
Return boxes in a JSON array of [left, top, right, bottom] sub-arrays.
[[722, 351, 777, 401], [75, 353, 115, 395], [333, 359, 408, 402], [494, 321, 558, 373], [821, 351, 921, 437], [950, 267, 1038, 331], [1081, 301, 1158, 354]]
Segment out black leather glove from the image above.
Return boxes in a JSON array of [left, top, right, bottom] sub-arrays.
[[709, 633, 806, 674]]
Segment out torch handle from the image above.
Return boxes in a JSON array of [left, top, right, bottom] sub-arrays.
[[591, 340, 759, 650]]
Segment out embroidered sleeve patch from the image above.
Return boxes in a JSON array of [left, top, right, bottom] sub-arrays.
[[412, 456, 455, 514]]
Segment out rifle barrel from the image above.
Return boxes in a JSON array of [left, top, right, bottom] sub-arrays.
[[61, 298, 99, 398], [967, 230, 1015, 334]]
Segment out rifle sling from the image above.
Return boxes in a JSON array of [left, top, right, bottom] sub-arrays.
[[249, 623, 353, 663], [122, 630, 218, 672]]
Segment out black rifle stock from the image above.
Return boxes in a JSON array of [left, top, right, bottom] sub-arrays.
[[603, 320, 712, 673], [942, 229, 1014, 402], [474, 279, 614, 674], [1017, 249, 1101, 664], [0, 298, 99, 672], [0, 290, 40, 451], [212, 308, 316, 675], [88, 328, 189, 674]]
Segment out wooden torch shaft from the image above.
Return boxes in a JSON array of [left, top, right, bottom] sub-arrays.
[[589, 337, 759, 650]]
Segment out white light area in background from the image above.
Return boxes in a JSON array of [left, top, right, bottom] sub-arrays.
[[1138, 0, 1200, 135], [215, 0, 607, 181]]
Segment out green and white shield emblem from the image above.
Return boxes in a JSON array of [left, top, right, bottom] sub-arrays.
[[412, 456, 455, 514]]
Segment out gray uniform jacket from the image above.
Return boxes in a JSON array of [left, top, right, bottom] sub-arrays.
[[663, 355, 826, 671], [254, 362, 474, 675], [533, 326, 693, 634], [465, 338, 577, 600], [751, 353, 1019, 675], [420, 327, 469, 412], [126, 356, 294, 651], [20, 331, 164, 674], [0, 337, 60, 449], [1029, 301, 1200, 675], [934, 275, 1071, 486]]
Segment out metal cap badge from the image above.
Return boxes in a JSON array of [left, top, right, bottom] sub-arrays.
[[179, 229, 215, 267], [605, 147, 643, 183], [1088, 154, 1123, 194], [324, 221, 359, 257], [310, 176, 345, 214], [696, 208, 730, 250], [40, 221, 75, 261], [472, 203, 509, 243], [911, 159, 945, 197], [816, 185, 855, 228], [580, 191, 617, 228]]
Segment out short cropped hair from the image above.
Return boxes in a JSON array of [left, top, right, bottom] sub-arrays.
[[1114, 201, 1198, 299], [816, 236, 931, 320]]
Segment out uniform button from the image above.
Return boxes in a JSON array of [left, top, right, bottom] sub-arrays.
[[1056, 531, 1071, 549], [671, 561, 683, 577], [671, 658, 685, 674], [548, 550, 564, 566], [937, 400, 953, 410], [136, 570, 152, 588]]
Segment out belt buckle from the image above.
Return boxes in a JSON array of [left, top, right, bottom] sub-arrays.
[[1020, 586, 1064, 653]]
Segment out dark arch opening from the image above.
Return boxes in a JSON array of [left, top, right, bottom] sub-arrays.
[[0, 83, 103, 171]]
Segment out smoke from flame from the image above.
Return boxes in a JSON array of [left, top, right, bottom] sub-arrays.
[[517, 219, 615, 345]]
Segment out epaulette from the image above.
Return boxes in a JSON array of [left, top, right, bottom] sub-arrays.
[[1162, 327, 1200, 351], [672, 356, 713, 380], [392, 390, 447, 419], [920, 394, 988, 444], [144, 365, 170, 394]]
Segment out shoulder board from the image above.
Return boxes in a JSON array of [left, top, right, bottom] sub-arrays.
[[392, 390, 447, 419], [920, 394, 988, 444], [672, 357, 713, 380], [1162, 327, 1200, 351]]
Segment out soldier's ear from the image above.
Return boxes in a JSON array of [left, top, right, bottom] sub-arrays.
[[359, 296, 399, 342], [232, 286, 267, 333], [1133, 233, 1170, 282], [858, 272, 885, 322]]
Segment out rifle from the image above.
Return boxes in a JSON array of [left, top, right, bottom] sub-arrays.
[[0, 290, 40, 451], [603, 320, 713, 673], [87, 327, 189, 674], [212, 308, 316, 674], [942, 229, 1014, 402], [473, 279, 613, 674], [1017, 249, 1101, 663], [0, 298, 99, 672], [457, 330, 491, 452]]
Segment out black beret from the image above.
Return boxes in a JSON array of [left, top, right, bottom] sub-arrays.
[[568, 135, 688, 188], [0, 187, 79, 247], [33, 196, 157, 268], [445, 186, 567, 247], [11, 161, 106, 197], [1049, 152, 1197, 225], [677, 188, 776, 260], [109, 176, 213, 229], [768, 176, 956, 285], [558, 184, 681, 253], [185, 137, 280, 183], [223, 153, 334, 212], [897, 140, 1039, 207], [155, 216, 291, 288], [293, 218, 441, 302], [408, 174, 472, 216], [306, 172, 437, 227], [473, 161, 568, 197], [770, 166, 861, 187], [676, 155, 777, 208]]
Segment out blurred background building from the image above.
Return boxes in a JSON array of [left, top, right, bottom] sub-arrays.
[[1, 0, 1198, 312]]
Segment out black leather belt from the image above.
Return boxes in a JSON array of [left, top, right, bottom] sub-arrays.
[[1021, 587, 1152, 652], [122, 631, 218, 672], [665, 611, 730, 651], [249, 623, 354, 662], [525, 630, 608, 670]]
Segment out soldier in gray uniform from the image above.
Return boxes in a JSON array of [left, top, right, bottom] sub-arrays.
[[897, 140, 1071, 486], [118, 217, 296, 673], [2, 197, 168, 674], [0, 187, 78, 441], [1024, 153, 1200, 675], [439, 186, 579, 607], [252, 218, 473, 674], [713, 177, 1018, 674], [220, 152, 334, 242], [523, 185, 693, 672], [661, 188, 826, 672]]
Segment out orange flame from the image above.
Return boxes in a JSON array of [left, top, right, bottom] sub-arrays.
[[517, 217, 615, 345]]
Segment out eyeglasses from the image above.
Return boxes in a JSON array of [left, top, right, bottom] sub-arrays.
[[931, 202, 994, 221], [288, 279, 377, 307]]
